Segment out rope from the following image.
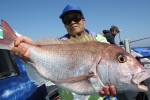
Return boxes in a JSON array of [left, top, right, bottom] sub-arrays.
[[130, 37, 150, 43]]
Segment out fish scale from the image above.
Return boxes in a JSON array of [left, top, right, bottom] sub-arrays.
[[29, 43, 98, 79]]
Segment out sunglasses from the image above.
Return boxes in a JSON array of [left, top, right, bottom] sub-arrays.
[[62, 14, 83, 25]]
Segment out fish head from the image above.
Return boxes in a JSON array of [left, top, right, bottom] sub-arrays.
[[97, 44, 150, 92]]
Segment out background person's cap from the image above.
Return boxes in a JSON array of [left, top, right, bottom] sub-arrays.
[[110, 26, 120, 33], [59, 4, 84, 19]]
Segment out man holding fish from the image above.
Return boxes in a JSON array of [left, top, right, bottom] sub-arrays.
[[10, 4, 117, 100], [8, 4, 150, 100]]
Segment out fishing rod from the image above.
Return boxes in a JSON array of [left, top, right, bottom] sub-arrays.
[[130, 36, 150, 43]]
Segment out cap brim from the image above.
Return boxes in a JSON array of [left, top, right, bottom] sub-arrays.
[[60, 10, 82, 19]]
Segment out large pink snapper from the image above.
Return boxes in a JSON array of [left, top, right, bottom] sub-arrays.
[[0, 20, 150, 99]]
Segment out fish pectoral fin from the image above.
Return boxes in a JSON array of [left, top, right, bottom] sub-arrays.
[[73, 94, 90, 100], [89, 75, 104, 92], [52, 74, 93, 83]]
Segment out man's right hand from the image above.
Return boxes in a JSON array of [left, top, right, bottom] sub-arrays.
[[11, 36, 34, 61], [99, 85, 117, 97]]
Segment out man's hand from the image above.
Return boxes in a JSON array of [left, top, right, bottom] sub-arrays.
[[10, 36, 34, 61], [99, 85, 117, 97], [14, 36, 34, 46], [11, 43, 30, 61]]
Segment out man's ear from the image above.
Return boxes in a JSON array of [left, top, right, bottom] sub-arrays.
[[83, 19, 86, 27]]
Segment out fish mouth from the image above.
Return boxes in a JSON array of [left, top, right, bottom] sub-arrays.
[[132, 72, 150, 92]]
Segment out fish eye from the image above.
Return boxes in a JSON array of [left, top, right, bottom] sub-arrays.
[[118, 55, 127, 63]]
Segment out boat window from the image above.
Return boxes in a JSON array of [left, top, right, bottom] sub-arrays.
[[0, 49, 20, 79]]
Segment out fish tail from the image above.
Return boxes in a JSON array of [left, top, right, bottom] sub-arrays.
[[0, 20, 17, 50]]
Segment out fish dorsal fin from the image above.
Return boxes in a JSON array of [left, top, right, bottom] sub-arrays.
[[35, 38, 63, 45], [35, 33, 97, 45], [64, 33, 97, 44]]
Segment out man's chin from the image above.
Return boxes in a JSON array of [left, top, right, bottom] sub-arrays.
[[75, 32, 82, 36]]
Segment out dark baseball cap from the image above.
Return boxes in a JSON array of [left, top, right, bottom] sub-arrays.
[[110, 26, 120, 33]]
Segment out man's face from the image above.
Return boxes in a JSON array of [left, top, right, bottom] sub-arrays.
[[62, 12, 85, 37], [112, 30, 119, 35]]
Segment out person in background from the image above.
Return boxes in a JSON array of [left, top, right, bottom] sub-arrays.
[[104, 26, 120, 45], [102, 30, 110, 37], [11, 4, 117, 100]]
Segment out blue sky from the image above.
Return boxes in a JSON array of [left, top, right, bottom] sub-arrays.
[[0, 0, 150, 47]]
